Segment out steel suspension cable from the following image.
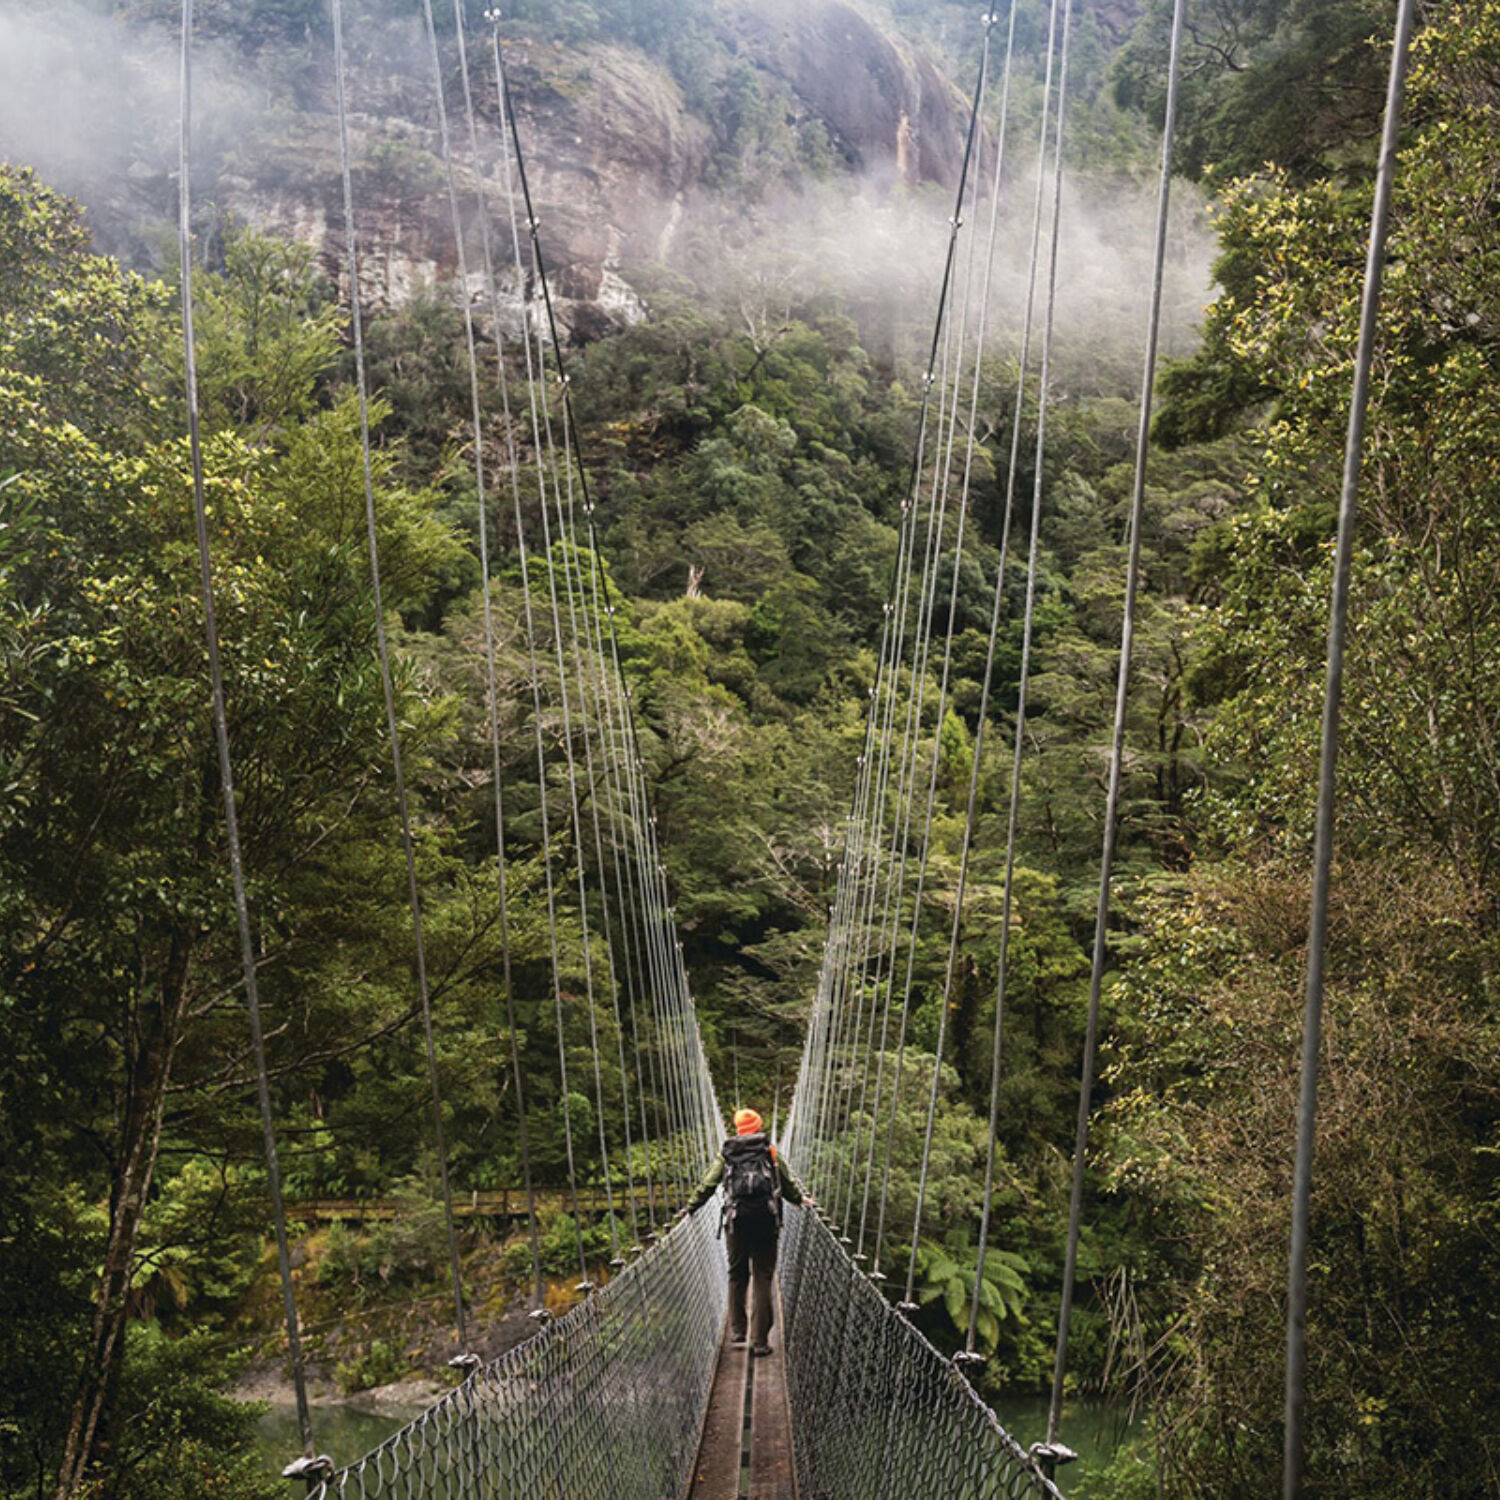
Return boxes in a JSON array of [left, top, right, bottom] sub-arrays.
[[907, 0, 1063, 1312], [555, 399, 638, 1253], [422, 0, 546, 1310], [525, 302, 621, 1259], [810, 26, 996, 1206], [884, 228, 987, 1281], [490, 21, 715, 1193], [843, 162, 981, 1237], [854, 7, 1012, 1251], [815, 586, 909, 1199], [1044, 0, 1185, 1437], [962, 0, 1073, 1355], [1283, 2, 1416, 1492], [902, 0, 1067, 1309], [569, 528, 650, 1244], [481, 32, 636, 1266], [550, 377, 644, 1250], [860, 2, 1020, 1272], [799, 14, 996, 1211], [488, 124, 593, 1286], [814, 670, 883, 1158], [330, 0, 469, 1350], [795, 662, 874, 1191], [814, 305, 950, 1197], [873, 28, 1054, 1263], [176, 0, 313, 1456], [613, 702, 690, 1210], [487, 208, 596, 1292], [579, 630, 659, 1231]]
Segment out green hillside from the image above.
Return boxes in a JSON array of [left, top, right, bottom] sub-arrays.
[[3, 1, 1498, 1497]]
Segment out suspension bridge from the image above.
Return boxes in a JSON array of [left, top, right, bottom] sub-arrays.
[[158, 0, 1418, 1496]]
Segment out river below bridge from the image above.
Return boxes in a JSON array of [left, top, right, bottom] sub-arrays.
[[255, 1390, 1133, 1489]]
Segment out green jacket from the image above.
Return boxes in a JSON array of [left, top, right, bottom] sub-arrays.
[[686, 1138, 805, 1214]]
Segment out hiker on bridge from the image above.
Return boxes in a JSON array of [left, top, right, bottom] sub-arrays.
[[684, 1108, 803, 1356]]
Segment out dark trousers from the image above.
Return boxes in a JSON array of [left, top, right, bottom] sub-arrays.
[[726, 1212, 779, 1346]]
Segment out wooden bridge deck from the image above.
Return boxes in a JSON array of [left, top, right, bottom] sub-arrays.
[[688, 1291, 797, 1500]]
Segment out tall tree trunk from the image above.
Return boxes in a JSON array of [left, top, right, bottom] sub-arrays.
[[53, 932, 191, 1500]]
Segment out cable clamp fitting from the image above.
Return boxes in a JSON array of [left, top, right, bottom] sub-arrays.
[[1030, 1442, 1079, 1478], [448, 1352, 482, 1377], [895, 1300, 919, 1318], [952, 1350, 986, 1369], [282, 1456, 336, 1485]]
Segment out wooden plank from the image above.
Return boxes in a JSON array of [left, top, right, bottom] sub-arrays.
[[749, 1288, 797, 1500], [688, 1338, 750, 1500]]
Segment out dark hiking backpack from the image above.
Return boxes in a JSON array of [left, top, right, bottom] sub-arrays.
[[721, 1132, 780, 1227]]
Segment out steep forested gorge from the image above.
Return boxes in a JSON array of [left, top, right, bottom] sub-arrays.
[[2, 0, 1499, 1496]]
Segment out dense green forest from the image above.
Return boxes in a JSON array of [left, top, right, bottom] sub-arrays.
[[3, 0, 1499, 1496]]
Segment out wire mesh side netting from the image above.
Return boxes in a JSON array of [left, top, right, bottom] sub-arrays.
[[310, 1203, 726, 1500], [779, 1203, 1064, 1500]]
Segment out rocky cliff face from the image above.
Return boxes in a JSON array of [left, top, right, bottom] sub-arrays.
[[717, 1, 970, 191], [225, 3, 976, 343], [0, 2, 976, 344]]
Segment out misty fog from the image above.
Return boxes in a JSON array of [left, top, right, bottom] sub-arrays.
[[0, 1, 1216, 390]]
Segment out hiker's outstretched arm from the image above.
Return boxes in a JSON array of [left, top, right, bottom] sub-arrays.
[[776, 1156, 805, 1206], [684, 1159, 725, 1212]]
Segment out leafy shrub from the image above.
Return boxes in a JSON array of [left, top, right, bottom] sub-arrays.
[[333, 1340, 411, 1396], [539, 1213, 612, 1276]]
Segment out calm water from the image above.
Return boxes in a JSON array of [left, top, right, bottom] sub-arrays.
[[992, 1392, 1135, 1467], [257, 1391, 1133, 1488], [256, 1403, 420, 1480]]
